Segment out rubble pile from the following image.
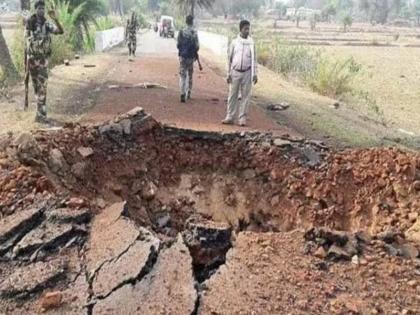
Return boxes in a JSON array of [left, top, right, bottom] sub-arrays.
[[304, 227, 419, 263], [0, 108, 419, 314]]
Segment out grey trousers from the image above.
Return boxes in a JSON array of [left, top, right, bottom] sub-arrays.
[[226, 69, 252, 122], [179, 57, 194, 95]]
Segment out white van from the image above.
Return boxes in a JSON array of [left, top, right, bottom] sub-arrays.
[[158, 15, 175, 38]]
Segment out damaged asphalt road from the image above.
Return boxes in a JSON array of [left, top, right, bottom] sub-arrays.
[[0, 108, 419, 314]]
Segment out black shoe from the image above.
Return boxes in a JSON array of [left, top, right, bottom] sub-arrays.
[[187, 91, 191, 100], [180, 94, 186, 103]]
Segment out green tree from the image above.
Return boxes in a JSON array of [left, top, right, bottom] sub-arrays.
[[293, 0, 307, 27], [342, 13, 352, 32], [20, 0, 31, 10], [322, 1, 336, 22], [229, 0, 265, 18], [415, 0, 420, 25], [392, 0, 403, 16], [65, 0, 106, 49], [174, 0, 215, 16], [358, 0, 370, 20]]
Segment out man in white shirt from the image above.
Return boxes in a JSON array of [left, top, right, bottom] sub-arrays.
[[222, 20, 258, 127]]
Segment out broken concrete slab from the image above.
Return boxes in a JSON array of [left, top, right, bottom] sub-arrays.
[[182, 218, 233, 282], [0, 260, 67, 298], [301, 147, 321, 168], [0, 205, 44, 255], [183, 219, 232, 268], [273, 138, 292, 147], [92, 228, 160, 298], [71, 161, 87, 179], [46, 208, 91, 225], [304, 227, 349, 247], [86, 203, 140, 276], [45, 273, 90, 315], [14, 132, 41, 164], [119, 119, 132, 135], [12, 221, 85, 258], [77, 147, 94, 158], [98, 122, 123, 136], [48, 149, 68, 174], [327, 244, 351, 261], [93, 236, 197, 315]]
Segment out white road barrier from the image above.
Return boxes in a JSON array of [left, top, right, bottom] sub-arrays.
[[95, 27, 125, 52]]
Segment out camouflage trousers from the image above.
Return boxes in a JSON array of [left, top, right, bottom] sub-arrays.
[[179, 57, 194, 96], [127, 33, 137, 56], [29, 57, 49, 120]]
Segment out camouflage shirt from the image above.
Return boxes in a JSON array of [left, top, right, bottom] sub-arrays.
[[25, 15, 60, 58]]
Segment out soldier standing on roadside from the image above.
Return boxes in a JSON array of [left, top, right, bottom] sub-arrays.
[[126, 12, 139, 58], [25, 0, 64, 123], [177, 15, 199, 103]]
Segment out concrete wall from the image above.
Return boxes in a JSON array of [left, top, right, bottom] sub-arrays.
[[198, 31, 228, 57], [95, 27, 125, 52]]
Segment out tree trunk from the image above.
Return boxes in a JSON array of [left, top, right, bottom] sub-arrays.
[[191, 0, 196, 17], [20, 0, 30, 11], [117, 0, 124, 16], [0, 25, 19, 82]]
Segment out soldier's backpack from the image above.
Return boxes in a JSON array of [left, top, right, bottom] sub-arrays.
[[27, 18, 52, 58], [178, 29, 197, 59]]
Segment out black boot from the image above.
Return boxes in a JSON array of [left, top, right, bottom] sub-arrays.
[[180, 94, 186, 103]]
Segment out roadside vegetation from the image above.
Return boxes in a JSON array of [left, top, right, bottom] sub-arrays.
[[1, 0, 151, 87]]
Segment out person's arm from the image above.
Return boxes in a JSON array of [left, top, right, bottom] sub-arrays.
[[177, 30, 182, 51], [47, 10, 64, 34], [253, 42, 258, 84], [196, 52, 203, 71], [194, 31, 199, 53], [227, 40, 235, 83]]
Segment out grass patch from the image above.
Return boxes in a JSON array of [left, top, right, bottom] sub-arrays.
[[257, 40, 361, 98], [307, 56, 361, 97]]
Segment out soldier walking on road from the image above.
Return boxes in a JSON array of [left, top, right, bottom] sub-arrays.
[[222, 20, 258, 127], [126, 12, 139, 57], [177, 15, 199, 103], [25, 0, 64, 123]]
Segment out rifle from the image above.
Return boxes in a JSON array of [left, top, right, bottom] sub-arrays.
[[23, 48, 29, 111], [196, 53, 203, 71]]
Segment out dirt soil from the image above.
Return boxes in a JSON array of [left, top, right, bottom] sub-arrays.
[[0, 108, 419, 314]]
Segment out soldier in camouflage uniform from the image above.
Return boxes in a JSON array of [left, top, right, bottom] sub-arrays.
[[126, 12, 139, 57], [25, 0, 64, 123], [177, 15, 199, 103]]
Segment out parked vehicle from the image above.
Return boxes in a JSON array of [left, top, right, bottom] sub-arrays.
[[159, 15, 175, 38]]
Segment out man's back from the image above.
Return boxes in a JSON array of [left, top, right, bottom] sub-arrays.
[[177, 25, 199, 59]]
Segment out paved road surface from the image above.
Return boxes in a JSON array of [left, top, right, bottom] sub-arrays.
[[82, 31, 291, 135], [137, 31, 178, 56]]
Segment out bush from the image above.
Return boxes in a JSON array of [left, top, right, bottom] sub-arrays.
[[95, 15, 118, 31], [342, 15, 353, 32], [257, 40, 320, 79], [83, 25, 96, 53], [257, 39, 362, 98], [307, 57, 361, 97], [10, 20, 25, 76], [50, 35, 74, 66], [11, 17, 74, 69]]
